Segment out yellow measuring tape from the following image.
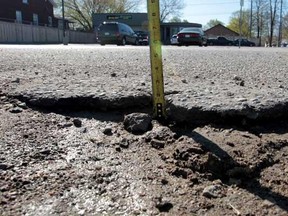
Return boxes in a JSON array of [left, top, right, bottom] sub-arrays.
[[147, 0, 166, 119]]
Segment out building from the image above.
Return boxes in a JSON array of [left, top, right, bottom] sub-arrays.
[[204, 24, 239, 39], [93, 13, 148, 31], [93, 13, 202, 44], [0, 0, 57, 27]]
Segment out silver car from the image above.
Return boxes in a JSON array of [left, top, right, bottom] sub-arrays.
[[170, 34, 179, 45]]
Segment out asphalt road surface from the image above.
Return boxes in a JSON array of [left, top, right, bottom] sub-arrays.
[[1, 44, 288, 216], [1, 44, 287, 123]]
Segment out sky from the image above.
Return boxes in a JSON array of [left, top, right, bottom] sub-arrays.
[[139, 0, 251, 26], [182, 0, 249, 26]]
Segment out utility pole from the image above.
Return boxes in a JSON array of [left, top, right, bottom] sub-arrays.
[[62, 0, 68, 45], [239, 0, 244, 48], [278, 0, 283, 47], [250, 0, 253, 38]]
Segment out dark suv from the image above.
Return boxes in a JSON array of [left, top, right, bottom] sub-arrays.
[[97, 22, 138, 46]]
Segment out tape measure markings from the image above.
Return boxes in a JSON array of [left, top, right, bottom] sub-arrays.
[[147, 0, 166, 119]]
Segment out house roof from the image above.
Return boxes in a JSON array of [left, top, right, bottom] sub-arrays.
[[161, 22, 202, 28], [205, 24, 239, 37], [48, 0, 57, 7], [54, 15, 74, 23]]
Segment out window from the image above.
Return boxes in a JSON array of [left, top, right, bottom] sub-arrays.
[[48, 16, 52, 27], [33, 14, 38, 25], [23, 0, 28, 4], [16, 11, 22, 23]]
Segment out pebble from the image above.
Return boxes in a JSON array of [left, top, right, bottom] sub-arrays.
[[155, 200, 173, 212], [11, 78, 20, 83], [9, 107, 23, 113], [202, 185, 222, 198], [0, 163, 9, 170], [73, 119, 82, 127], [262, 199, 275, 208], [151, 139, 165, 149], [3, 104, 14, 110], [236, 98, 247, 102], [80, 127, 87, 133], [103, 127, 113, 135], [61, 122, 73, 128], [17, 102, 28, 109], [161, 178, 169, 185], [119, 140, 129, 148]]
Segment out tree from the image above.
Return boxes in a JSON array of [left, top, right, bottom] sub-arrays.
[[55, 0, 185, 31], [267, 0, 280, 46], [169, 16, 188, 23], [251, 0, 282, 46], [253, 0, 269, 45], [55, 0, 141, 31], [169, 16, 181, 23], [227, 10, 251, 38], [160, 0, 185, 22], [204, 19, 224, 30], [283, 13, 288, 39]]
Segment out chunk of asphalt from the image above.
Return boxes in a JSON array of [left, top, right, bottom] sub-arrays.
[[123, 113, 152, 134]]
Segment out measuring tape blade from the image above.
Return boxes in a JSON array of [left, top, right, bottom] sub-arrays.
[[147, 0, 166, 119]]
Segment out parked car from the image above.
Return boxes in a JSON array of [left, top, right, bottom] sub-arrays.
[[134, 31, 149, 45], [170, 34, 179, 45], [281, 41, 288, 47], [207, 36, 234, 46], [234, 39, 256, 47], [177, 27, 207, 46], [97, 22, 138, 46]]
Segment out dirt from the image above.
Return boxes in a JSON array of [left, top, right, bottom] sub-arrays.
[[0, 93, 288, 216]]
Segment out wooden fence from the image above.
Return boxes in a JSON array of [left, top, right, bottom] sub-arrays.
[[0, 21, 96, 44]]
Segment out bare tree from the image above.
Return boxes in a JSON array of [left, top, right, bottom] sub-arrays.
[[160, 0, 185, 22], [107, 0, 141, 13], [253, 0, 269, 45], [56, 0, 141, 31], [268, 0, 280, 46], [283, 13, 288, 40], [55, 0, 185, 30], [250, 0, 284, 46]]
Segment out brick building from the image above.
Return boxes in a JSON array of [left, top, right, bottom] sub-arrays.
[[0, 0, 57, 27], [205, 24, 239, 39]]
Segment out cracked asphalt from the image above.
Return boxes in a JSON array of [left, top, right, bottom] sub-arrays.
[[1, 44, 288, 216], [0, 44, 288, 123]]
